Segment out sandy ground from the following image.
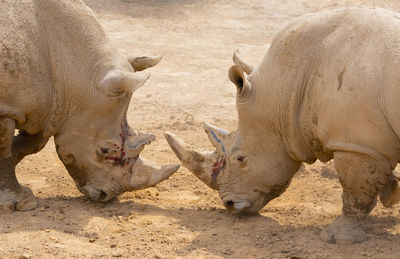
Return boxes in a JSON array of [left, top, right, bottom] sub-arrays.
[[3, 0, 400, 258]]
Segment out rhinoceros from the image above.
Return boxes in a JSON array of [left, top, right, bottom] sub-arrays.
[[0, 0, 179, 211], [165, 7, 400, 244]]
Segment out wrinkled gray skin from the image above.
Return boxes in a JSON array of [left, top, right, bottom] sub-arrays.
[[0, 0, 179, 212], [165, 7, 400, 244]]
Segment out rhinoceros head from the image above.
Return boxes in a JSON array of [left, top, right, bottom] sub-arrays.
[[165, 50, 300, 214], [54, 56, 179, 202]]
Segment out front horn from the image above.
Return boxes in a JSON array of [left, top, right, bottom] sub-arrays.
[[164, 132, 222, 190]]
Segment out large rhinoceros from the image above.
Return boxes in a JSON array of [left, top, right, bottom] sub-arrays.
[[165, 7, 400, 244], [0, 0, 179, 211]]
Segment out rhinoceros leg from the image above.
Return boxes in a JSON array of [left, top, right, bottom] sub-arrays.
[[320, 152, 390, 244], [378, 174, 400, 207], [11, 130, 49, 165], [0, 117, 42, 212]]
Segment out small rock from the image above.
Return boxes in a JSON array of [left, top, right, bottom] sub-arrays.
[[49, 236, 58, 241], [110, 244, 117, 248], [18, 254, 31, 259]]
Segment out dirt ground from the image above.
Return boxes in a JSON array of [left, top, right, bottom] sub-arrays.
[[3, 0, 400, 258]]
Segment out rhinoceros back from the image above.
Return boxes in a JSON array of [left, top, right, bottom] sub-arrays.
[[253, 7, 400, 166], [0, 0, 111, 136]]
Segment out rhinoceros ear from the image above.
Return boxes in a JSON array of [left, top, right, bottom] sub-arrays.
[[229, 65, 251, 97], [119, 71, 150, 93], [102, 70, 150, 97], [203, 122, 230, 155], [128, 56, 162, 71], [233, 49, 254, 75]]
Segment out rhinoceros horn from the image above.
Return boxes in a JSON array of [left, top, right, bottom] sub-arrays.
[[203, 122, 230, 155], [124, 130, 179, 190], [127, 131, 156, 158], [164, 126, 229, 190], [126, 156, 180, 191], [233, 49, 254, 75]]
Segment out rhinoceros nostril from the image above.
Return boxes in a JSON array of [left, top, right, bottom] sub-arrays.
[[224, 200, 234, 210], [99, 190, 107, 201]]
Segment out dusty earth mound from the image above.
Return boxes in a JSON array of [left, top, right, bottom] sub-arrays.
[[2, 0, 400, 258]]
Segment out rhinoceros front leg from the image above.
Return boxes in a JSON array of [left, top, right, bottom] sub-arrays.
[[320, 152, 390, 244], [0, 117, 40, 212], [11, 130, 49, 165]]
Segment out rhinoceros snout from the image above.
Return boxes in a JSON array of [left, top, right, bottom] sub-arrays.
[[222, 199, 254, 215]]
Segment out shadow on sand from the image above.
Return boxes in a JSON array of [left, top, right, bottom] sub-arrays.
[[2, 195, 400, 257]]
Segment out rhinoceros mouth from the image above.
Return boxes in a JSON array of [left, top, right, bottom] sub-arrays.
[[78, 184, 115, 202]]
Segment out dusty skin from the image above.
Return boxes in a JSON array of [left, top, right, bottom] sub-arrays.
[[2, 0, 400, 258]]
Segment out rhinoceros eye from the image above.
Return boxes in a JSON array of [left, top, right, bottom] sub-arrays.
[[231, 148, 247, 165], [237, 155, 246, 162], [100, 148, 109, 154]]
